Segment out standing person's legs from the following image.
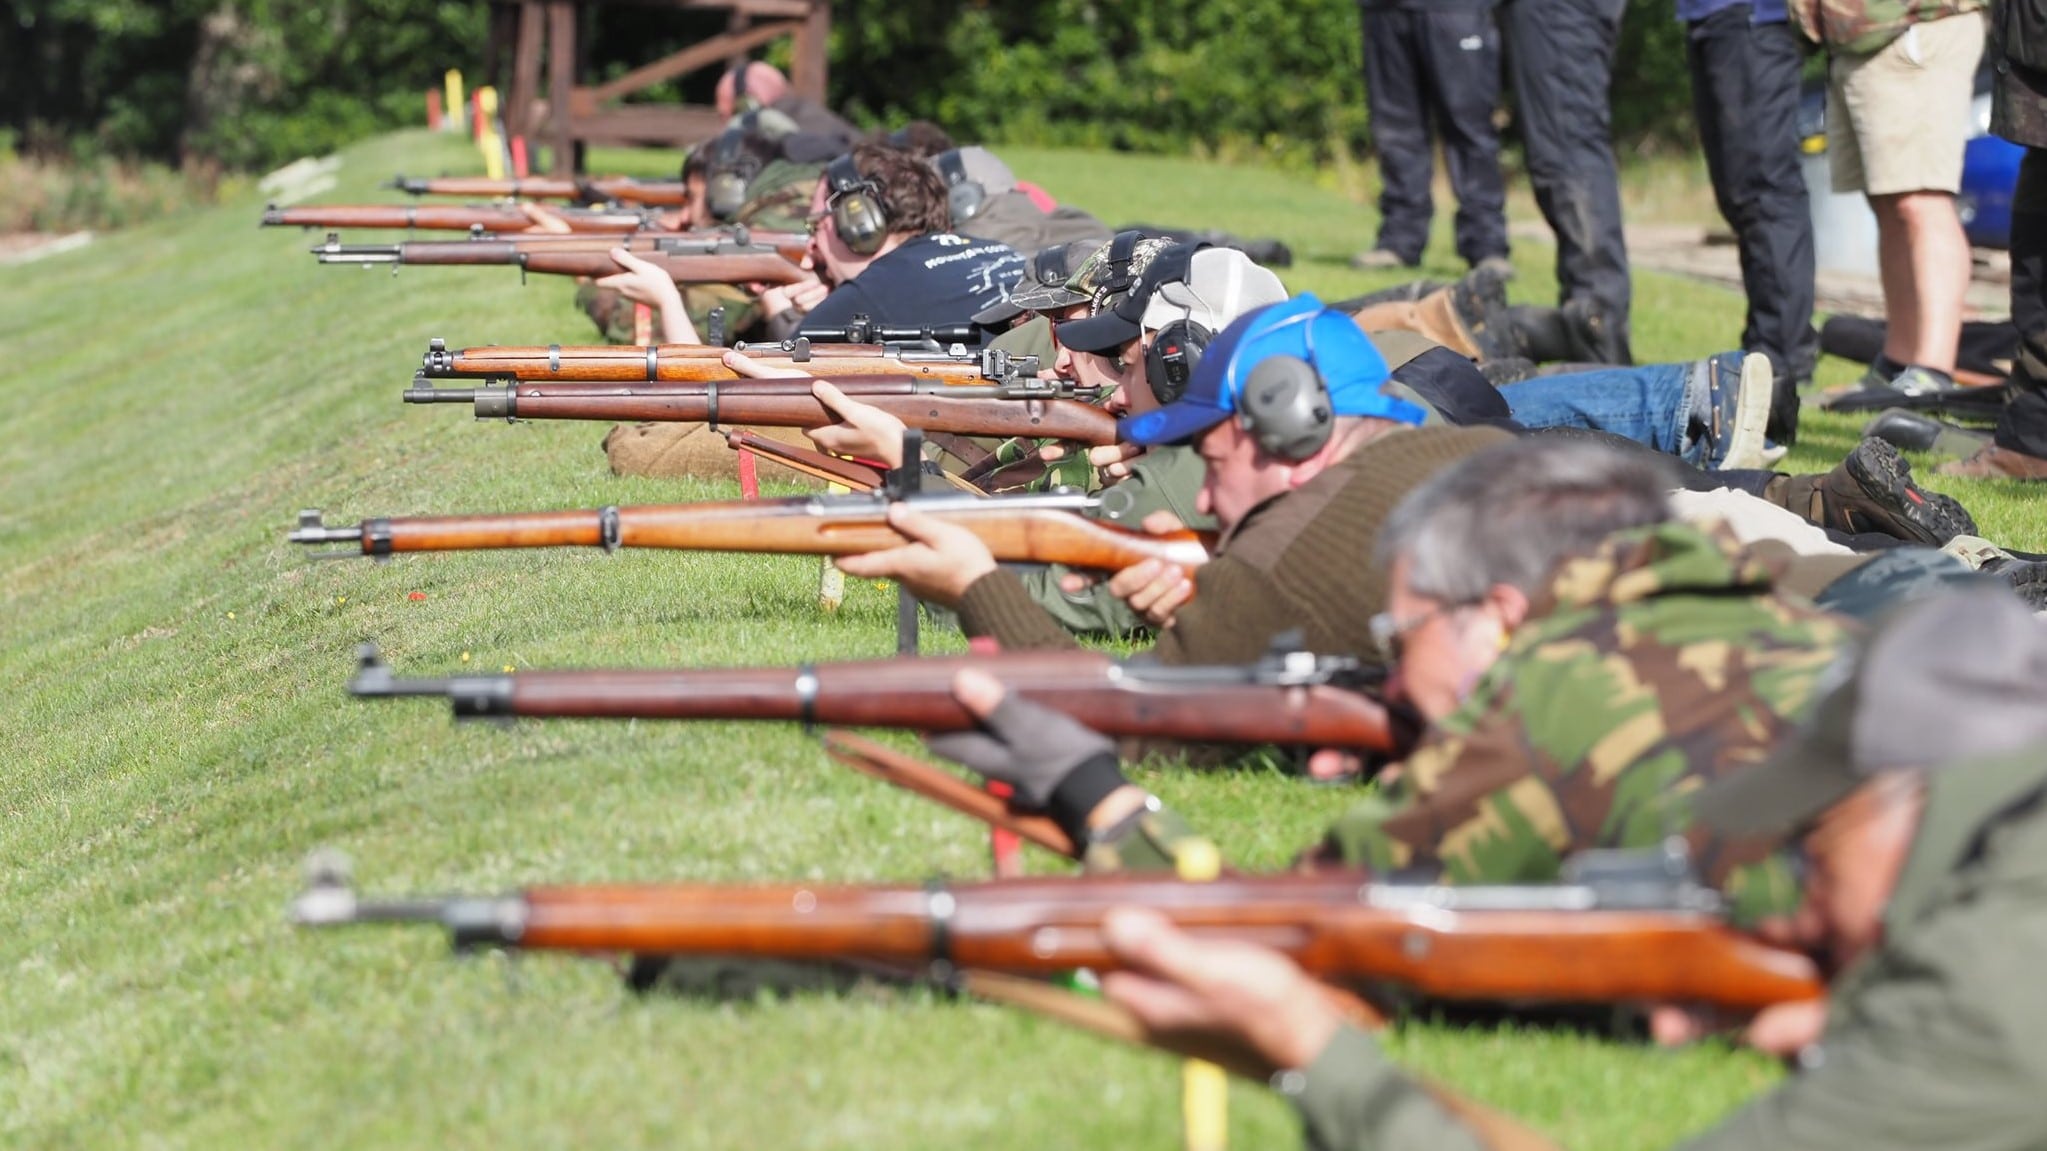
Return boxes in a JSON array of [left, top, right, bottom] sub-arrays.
[[1831, 14, 1986, 381], [1687, 7, 1815, 442], [1945, 146, 2047, 477], [1420, 5, 1510, 268], [1363, 9, 1436, 266], [1501, 0, 1631, 362]]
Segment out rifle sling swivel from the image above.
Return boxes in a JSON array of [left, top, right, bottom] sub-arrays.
[[925, 880, 956, 976], [598, 506, 622, 552], [645, 345, 658, 382], [793, 665, 819, 732]]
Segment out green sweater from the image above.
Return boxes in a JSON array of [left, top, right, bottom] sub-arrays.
[[955, 424, 1512, 665]]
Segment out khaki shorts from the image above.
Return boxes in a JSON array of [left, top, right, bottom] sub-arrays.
[[1828, 12, 1987, 196]]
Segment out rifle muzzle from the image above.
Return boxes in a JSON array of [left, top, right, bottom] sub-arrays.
[[402, 383, 478, 405], [348, 644, 516, 717], [313, 243, 402, 264], [289, 508, 364, 545]]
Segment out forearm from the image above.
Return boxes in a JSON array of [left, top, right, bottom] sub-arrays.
[[1290, 1027, 1498, 1151], [955, 570, 1087, 652], [657, 290, 700, 345]]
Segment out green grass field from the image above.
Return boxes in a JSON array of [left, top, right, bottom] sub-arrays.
[[2, 128, 2040, 1150]]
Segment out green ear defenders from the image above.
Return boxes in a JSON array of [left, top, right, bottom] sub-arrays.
[[1238, 351, 1334, 462], [825, 153, 888, 256]]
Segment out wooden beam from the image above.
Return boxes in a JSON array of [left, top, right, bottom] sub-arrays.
[[506, 0, 545, 142], [582, 18, 798, 106], [547, 0, 577, 175], [791, 0, 828, 102]]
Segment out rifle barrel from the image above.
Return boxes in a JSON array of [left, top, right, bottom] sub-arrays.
[[296, 870, 1825, 1010], [286, 496, 1211, 576], [348, 649, 1395, 751]]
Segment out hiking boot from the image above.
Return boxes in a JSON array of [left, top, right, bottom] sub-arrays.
[[1863, 408, 1991, 458], [1937, 443, 2047, 480], [1447, 261, 1519, 362], [1560, 297, 1631, 365], [1478, 356, 1538, 387], [1889, 365, 1961, 397], [1703, 352, 1773, 471], [1981, 555, 2047, 610], [1472, 255, 1516, 282], [1804, 437, 1979, 545], [1351, 248, 1417, 271], [1766, 369, 1803, 447]]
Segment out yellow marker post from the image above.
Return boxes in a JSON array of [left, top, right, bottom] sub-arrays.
[[1176, 838, 1227, 1151], [475, 87, 505, 179], [818, 482, 849, 611], [444, 71, 465, 135]]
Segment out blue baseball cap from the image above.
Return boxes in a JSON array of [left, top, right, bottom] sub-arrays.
[[1118, 293, 1424, 447]]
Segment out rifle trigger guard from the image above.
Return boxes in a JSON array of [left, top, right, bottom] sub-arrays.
[[598, 506, 622, 552], [792, 666, 820, 732]]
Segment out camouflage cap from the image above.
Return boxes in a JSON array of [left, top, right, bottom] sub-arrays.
[[1064, 233, 1177, 312], [972, 238, 1101, 326], [1693, 588, 2047, 836]]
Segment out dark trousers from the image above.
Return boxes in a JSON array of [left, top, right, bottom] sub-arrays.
[[1997, 147, 2047, 456], [1686, 8, 1818, 381], [1363, 7, 1511, 267], [1501, 0, 1631, 359]]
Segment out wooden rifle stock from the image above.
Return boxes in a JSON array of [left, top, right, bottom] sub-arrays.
[[392, 246, 806, 285], [263, 204, 649, 233], [392, 175, 687, 207], [725, 431, 888, 490], [298, 868, 1824, 1011], [820, 731, 1076, 856], [291, 493, 1211, 581], [427, 379, 1118, 445], [420, 340, 1024, 387], [347, 647, 1396, 752]]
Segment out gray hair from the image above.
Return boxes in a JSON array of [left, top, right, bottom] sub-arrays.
[[1376, 436, 1676, 604]]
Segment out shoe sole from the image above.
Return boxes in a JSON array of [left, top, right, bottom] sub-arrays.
[[1999, 560, 2047, 612], [1714, 353, 1773, 471], [1845, 438, 1979, 546]]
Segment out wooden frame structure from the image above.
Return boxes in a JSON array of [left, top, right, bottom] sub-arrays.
[[489, 0, 831, 175]]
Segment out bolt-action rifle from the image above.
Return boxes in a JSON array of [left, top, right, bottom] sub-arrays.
[[345, 642, 1401, 753], [389, 173, 686, 207], [310, 231, 808, 284], [417, 336, 1042, 387], [288, 488, 1210, 583], [291, 845, 1824, 1012], [261, 203, 656, 234], [400, 376, 1116, 444]]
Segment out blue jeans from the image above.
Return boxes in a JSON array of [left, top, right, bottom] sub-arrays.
[[1500, 359, 1710, 466]]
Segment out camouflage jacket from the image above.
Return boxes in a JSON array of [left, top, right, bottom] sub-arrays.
[[1093, 523, 1849, 923], [1287, 744, 2047, 1151], [1788, 0, 1984, 53]]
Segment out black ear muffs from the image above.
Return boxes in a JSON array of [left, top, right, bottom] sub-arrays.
[[825, 153, 888, 256], [1145, 318, 1212, 406], [730, 61, 757, 113], [936, 151, 986, 225], [704, 129, 756, 222], [1238, 354, 1333, 461]]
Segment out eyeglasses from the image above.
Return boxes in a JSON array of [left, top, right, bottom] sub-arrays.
[[804, 210, 829, 237], [1367, 602, 1468, 663]]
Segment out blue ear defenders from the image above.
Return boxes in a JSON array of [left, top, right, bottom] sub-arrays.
[[824, 153, 888, 255]]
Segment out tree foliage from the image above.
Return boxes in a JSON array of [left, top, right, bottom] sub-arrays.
[[0, 0, 1705, 173]]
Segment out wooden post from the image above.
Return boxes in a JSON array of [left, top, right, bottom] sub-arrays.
[[507, 0, 545, 145], [792, 0, 829, 102], [546, 0, 577, 176]]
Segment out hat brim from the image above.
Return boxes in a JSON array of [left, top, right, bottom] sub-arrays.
[[1055, 310, 1143, 354], [971, 299, 1026, 326], [1119, 400, 1232, 448]]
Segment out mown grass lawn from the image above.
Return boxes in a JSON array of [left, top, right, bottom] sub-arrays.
[[1, 128, 2037, 1150]]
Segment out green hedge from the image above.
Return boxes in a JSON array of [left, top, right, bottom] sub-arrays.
[[1, 0, 1704, 173]]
